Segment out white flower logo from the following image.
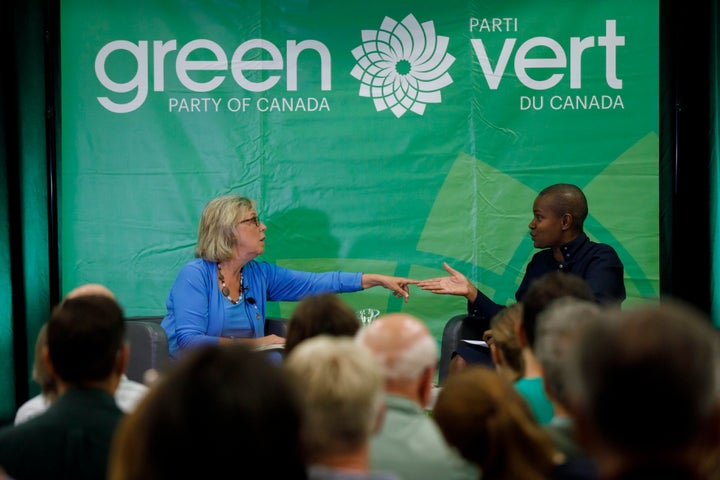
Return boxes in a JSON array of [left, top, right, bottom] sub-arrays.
[[350, 14, 455, 118]]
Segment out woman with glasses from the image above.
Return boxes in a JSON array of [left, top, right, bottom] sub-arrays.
[[161, 194, 418, 362]]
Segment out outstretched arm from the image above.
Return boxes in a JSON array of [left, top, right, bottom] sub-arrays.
[[417, 262, 479, 303], [361, 273, 419, 303]]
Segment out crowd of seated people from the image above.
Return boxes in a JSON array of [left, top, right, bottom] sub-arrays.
[[2, 276, 719, 480]]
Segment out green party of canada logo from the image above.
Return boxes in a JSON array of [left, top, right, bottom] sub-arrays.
[[351, 14, 455, 118]]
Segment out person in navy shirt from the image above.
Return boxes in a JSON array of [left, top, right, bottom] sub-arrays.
[[418, 183, 626, 370]]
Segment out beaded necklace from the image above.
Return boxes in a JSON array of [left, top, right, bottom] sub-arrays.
[[218, 264, 242, 304]]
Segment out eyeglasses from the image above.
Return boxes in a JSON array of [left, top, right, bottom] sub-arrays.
[[239, 215, 261, 227]]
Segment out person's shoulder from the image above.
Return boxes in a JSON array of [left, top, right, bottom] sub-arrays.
[[246, 259, 283, 277], [515, 375, 543, 392], [13, 395, 49, 425], [118, 375, 149, 393], [116, 377, 149, 413], [527, 248, 555, 264], [0, 411, 42, 443], [245, 259, 264, 270], [183, 258, 211, 270], [577, 233, 622, 259], [552, 457, 599, 480], [586, 238, 623, 259], [0, 422, 17, 443], [176, 258, 214, 278]]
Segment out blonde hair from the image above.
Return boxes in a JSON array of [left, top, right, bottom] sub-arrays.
[[194, 195, 254, 262], [490, 302, 525, 382]]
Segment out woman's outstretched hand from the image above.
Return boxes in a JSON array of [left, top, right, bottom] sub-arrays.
[[361, 274, 419, 303]]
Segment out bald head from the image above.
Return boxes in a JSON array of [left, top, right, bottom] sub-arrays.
[[356, 313, 437, 381], [537, 183, 588, 231], [65, 283, 116, 301]]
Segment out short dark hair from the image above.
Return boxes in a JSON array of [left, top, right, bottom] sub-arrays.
[[285, 293, 360, 355], [108, 344, 306, 479], [47, 294, 125, 384], [521, 271, 594, 349], [537, 183, 588, 231]]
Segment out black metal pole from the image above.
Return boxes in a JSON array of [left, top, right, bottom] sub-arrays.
[[5, 0, 29, 411], [45, 0, 60, 306]]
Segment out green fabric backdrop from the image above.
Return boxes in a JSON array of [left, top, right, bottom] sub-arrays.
[[59, 0, 659, 343], [1, 0, 51, 424]]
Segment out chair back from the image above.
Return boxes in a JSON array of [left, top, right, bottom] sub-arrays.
[[265, 317, 287, 337], [438, 314, 490, 384], [123, 316, 287, 383], [125, 316, 171, 383]]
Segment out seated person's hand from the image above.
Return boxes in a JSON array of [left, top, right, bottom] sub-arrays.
[[417, 262, 477, 300], [260, 334, 285, 346]]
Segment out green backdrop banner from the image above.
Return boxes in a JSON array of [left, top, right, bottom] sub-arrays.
[[60, 0, 659, 342]]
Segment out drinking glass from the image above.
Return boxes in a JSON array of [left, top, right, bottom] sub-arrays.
[[356, 308, 380, 326]]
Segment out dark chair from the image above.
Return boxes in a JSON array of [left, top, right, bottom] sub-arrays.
[[438, 314, 491, 385], [125, 316, 170, 383], [265, 317, 288, 337], [124, 315, 288, 383]]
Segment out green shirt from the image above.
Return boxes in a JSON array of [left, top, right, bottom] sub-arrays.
[[515, 376, 554, 425], [370, 394, 480, 480]]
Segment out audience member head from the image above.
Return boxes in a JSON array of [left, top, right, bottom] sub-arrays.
[[355, 313, 437, 407], [533, 296, 603, 414], [285, 292, 360, 356], [488, 302, 525, 382], [433, 366, 560, 480], [521, 271, 594, 349], [64, 282, 117, 301], [565, 299, 720, 476], [44, 293, 127, 389], [194, 195, 255, 262], [18, 283, 126, 423], [284, 335, 385, 467], [108, 344, 306, 480]]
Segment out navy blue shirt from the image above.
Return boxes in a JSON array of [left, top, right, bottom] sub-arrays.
[[468, 232, 626, 320]]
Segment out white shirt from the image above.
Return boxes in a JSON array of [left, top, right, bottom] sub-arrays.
[[14, 374, 149, 425]]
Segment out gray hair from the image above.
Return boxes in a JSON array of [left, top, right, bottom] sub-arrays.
[[355, 325, 437, 381], [564, 299, 720, 453], [284, 335, 385, 460], [533, 297, 603, 408]]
